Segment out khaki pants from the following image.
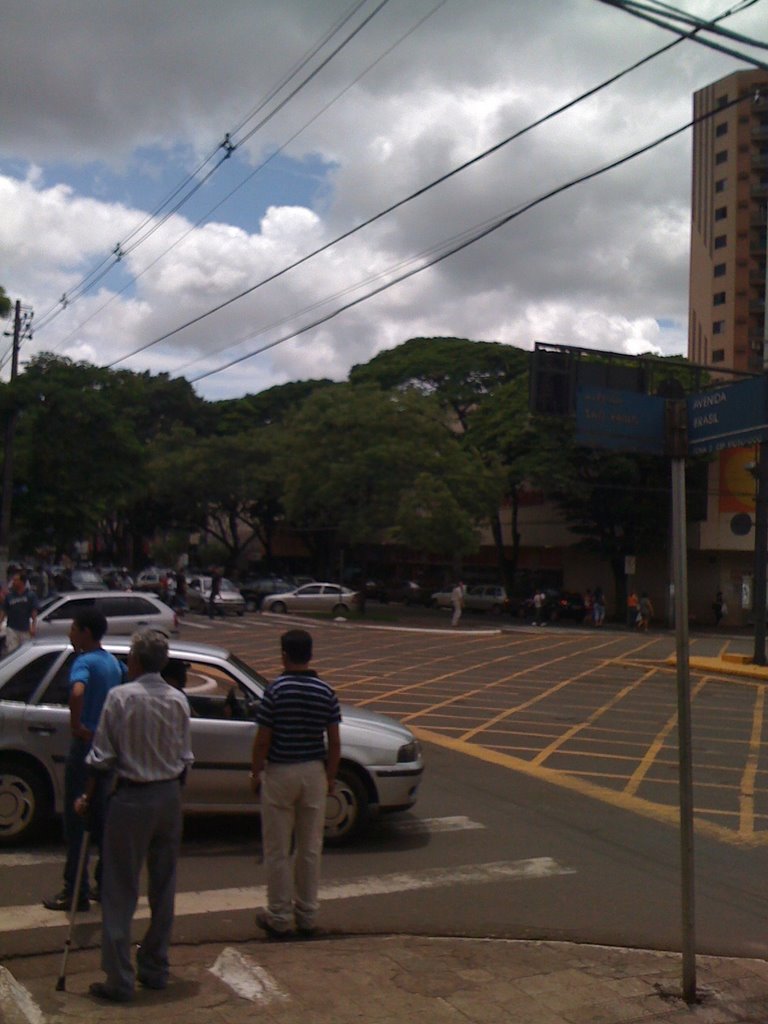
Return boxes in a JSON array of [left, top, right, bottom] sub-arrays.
[[261, 761, 327, 931], [5, 629, 30, 654]]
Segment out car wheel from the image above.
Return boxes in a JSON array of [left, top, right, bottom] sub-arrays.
[[237, 610, 245, 617], [270, 601, 287, 614], [332, 603, 350, 616], [490, 604, 503, 616], [0, 762, 51, 845], [324, 766, 370, 845]]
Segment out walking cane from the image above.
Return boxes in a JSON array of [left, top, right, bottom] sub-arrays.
[[55, 825, 90, 991]]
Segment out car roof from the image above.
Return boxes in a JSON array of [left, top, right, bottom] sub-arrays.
[[48, 590, 165, 600], [26, 636, 232, 660]]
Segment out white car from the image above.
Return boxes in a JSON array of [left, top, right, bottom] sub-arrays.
[[261, 583, 359, 616], [0, 638, 423, 846], [34, 590, 177, 638]]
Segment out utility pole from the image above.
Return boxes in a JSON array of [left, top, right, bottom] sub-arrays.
[[0, 300, 28, 582]]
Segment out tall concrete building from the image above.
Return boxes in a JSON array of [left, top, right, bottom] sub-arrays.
[[688, 69, 768, 373]]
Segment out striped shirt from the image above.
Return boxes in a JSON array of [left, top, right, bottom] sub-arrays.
[[256, 670, 341, 764], [86, 672, 194, 783]]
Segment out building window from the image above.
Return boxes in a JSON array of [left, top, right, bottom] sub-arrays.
[[714, 263, 726, 277], [715, 122, 728, 137], [713, 292, 726, 305], [712, 349, 725, 363], [715, 178, 726, 193], [714, 234, 727, 248], [716, 94, 728, 108], [715, 150, 728, 164], [714, 206, 727, 221], [713, 321, 724, 334]]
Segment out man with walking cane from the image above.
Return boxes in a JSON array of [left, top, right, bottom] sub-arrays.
[[76, 629, 193, 1003], [43, 609, 125, 912]]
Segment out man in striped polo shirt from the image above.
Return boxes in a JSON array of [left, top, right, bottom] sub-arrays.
[[251, 628, 341, 938]]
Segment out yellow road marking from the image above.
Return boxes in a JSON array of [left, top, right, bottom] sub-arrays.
[[412, 726, 768, 848], [624, 677, 708, 798], [531, 666, 658, 767], [739, 685, 766, 838]]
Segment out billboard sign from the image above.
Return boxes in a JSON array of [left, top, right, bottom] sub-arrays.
[[575, 388, 666, 455]]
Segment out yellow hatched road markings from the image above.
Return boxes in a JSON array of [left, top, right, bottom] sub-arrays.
[[739, 685, 765, 837]]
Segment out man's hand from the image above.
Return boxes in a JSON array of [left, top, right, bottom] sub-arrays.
[[327, 775, 336, 794], [74, 795, 90, 818], [250, 772, 262, 796]]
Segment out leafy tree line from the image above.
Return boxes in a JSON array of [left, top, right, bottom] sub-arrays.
[[0, 337, 697, 599]]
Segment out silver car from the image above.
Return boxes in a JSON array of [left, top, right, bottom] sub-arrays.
[[35, 591, 177, 638], [186, 576, 246, 616], [261, 583, 359, 615], [0, 638, 423, 847]]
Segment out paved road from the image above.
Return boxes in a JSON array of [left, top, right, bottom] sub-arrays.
[[4, 611, 768, 964]]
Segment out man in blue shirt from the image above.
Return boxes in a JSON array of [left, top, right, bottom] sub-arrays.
[[0, 571, 39, 654], [251, 629, 341, 938], [42, 608, 126, 912]]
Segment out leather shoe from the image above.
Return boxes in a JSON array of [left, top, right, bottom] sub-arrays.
[[137, 973, 167, 990], [89, 981, 133, 1003], [42, 890, 90, 913], [255, 907, 292, 940]]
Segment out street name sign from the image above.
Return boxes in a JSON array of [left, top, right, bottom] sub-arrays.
[[575, 388, 666, 455], [686, 376, 768, 456]]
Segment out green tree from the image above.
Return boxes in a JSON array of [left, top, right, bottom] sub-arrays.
[[349, 336, 527, 429], [149, 426, 285, 571], [0, 287, 11, 319], [280, 383, 501, 577], [10, 355, 143, 555]]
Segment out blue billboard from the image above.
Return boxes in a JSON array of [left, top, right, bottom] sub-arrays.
[[575, 388, 666, 455]]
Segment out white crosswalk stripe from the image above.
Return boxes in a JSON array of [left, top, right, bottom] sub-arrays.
[[0, 858, 574, 934]]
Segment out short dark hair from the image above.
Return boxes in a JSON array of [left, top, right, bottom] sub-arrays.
[[281, 629, 313, 664], [161, 659, 187, 690], [73, 608, 108, 641]]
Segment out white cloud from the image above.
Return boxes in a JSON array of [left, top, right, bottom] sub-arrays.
[[0, 0, 765, 397]]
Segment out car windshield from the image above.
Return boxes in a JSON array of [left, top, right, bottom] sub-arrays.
[[228, 652, 269, 688], [220, 579, 240, 593]]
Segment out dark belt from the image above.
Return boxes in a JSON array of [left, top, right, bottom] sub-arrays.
[[116, 776, 181, 788]]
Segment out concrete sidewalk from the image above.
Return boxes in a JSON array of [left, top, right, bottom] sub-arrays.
[[3, 934, 768, 1024]]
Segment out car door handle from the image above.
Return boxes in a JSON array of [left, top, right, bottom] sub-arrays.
[[28, 724, 57, 735]]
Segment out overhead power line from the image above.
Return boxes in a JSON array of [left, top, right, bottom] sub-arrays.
[[105, 0, 748, 371], [48, 0, 448, 355], [32, 0, 385, 334], [595, 0, 768, 68], [189, 89, 759, 384]]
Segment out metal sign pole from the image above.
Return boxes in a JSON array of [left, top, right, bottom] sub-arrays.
[[669, 399, 696, 1005]]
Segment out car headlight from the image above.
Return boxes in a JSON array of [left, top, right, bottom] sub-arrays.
[[396, 739, 421, 763]]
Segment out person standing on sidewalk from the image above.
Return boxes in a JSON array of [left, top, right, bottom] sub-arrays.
[[77, 629, 194, 1002], [42, 608, 126, 912], [208, 568, 221, 619], [451, 581, 465, 628], [251, 628, 341, 939], [0, 571, 39, 654]]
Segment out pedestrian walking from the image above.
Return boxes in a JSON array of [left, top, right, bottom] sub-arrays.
[[638, 592, 654, 631], [592, 586, 606, 627], [627, 590, 639, 629], [533, 588, 546, 626], [250, 629, 341, 939], [451, 581, 465, 628], [712, 590, 725, 626], [43, 609, 126, 912], [77, 629, 193, 1002], [0, 571, 39, 654], [208, 569, 221, 619]]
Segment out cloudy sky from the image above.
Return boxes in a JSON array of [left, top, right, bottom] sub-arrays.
[[1, 0, 766, 399]]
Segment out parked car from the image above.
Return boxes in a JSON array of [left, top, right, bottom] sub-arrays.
[[431, 587, 455, 609], [0, 637, 423, 846], [237, 576, 295, 611], [51, 567, 108, 592], [262, 583, 359, 616], [186, 576, 246, 616], [34, 590, 178, 638], [464, 584, 513, 615], [135, 568, 175, 595]]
